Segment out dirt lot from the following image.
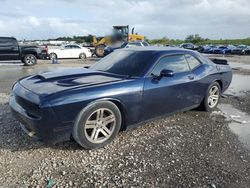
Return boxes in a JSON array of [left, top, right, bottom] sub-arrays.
[[0, 55, 250, 187]]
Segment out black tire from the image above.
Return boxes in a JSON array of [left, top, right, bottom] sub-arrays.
[[73, 101, 122, 149], [49, 53, 57, 60], [200, 82, 221, 111], [79, 53, 86, 60], [94, 44, 106, 58], [22, 54, 37, 66]]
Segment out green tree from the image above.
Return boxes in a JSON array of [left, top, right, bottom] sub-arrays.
[[185, 34, 204, 44]]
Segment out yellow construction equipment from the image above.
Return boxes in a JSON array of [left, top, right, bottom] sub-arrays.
[[92, 25, 145, 57]]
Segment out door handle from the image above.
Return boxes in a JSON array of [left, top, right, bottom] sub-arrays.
[[188, 75, 194, 80]]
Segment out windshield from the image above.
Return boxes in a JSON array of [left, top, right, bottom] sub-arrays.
[[90, 50, 157, 77], [238, 45, 247, 49]]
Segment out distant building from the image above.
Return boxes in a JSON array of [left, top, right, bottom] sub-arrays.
[[17, 40, 77, 46]]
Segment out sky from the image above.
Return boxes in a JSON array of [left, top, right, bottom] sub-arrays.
[[0, 0, 249, 40]]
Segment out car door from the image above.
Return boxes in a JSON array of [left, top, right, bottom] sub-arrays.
[[0, 38, 19, 60], [70, 45, 82, 58], [140, 54, 197, 121], [61, 45, 73, 58], [184, 54, 207, 104]]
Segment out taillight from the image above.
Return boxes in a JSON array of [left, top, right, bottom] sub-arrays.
[[45, 46, 48, 54]]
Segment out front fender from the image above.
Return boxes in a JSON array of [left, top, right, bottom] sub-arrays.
[[45, 78, 144, 127]]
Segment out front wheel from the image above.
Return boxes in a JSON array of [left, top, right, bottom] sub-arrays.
[[200, 82, 221, 111], [79, 53, 86, 60], [94, 44, 106, 58], [22, 54, 37, 66], [73, 101, 121, 149]]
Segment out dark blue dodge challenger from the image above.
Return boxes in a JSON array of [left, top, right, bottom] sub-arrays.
[[9, 47, 232, 149]]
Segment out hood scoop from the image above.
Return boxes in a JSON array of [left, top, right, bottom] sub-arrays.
[[35, 68, 92, 80], [19, 68, 126, 97], [56, 75, 122, 87]]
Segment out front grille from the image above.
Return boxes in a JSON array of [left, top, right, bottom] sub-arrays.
[[15, 95, 40, 118]]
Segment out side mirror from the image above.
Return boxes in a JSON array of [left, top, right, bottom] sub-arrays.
[[160, 69, 174, 77]]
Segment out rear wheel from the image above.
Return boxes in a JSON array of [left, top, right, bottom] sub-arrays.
[[73, 101, 121, 149], [22, 54, 37, 66], [49, 53, 57, 60], [94, 44, 105, 58], [200, 82, 221, 111]]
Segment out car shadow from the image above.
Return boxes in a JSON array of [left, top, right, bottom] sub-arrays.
[[0, 98, 215, 152], [0, 101, 83, 152]]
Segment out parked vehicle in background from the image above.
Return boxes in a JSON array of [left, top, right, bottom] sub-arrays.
[[231, 45, 248, 55], [48, 44, 92, 60], [245, 46, 250, 55], [10, 47, 232, 149], [201, 45, 217, 54], [92, 25, 145, 57], [212, 45, 231, 54], [104, 41, 149, 56], [0, 37, 48, 66], [180, 43, 199, 51], [165, 44, 177, 47]]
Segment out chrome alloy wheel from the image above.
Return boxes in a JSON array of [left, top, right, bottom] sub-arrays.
[[25, 55, 36, 65], [208, 85, 220, 108], [84, 108, 116, 144], [50, 53, 57, 60]]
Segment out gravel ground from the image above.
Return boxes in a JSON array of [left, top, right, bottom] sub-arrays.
[[1, 57, 250, 187]]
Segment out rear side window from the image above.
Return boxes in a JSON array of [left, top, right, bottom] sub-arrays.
[[185, 55, 201, 70], [151, 55, 190, 75], [0, 38, 16, 47]]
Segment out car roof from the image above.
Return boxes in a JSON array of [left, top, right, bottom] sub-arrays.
[[0, 37, 16, 40], [116, 46, 201, 58], [119, 46, 196, 53], [65, 44, 80, 46]]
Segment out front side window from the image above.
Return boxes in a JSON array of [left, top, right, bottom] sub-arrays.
[[0, 38, 15, 47], [64, 45, 71, 49], [71, 45, 81, 49], [151, 55, 190, 76], [185, 55, 201, 70]]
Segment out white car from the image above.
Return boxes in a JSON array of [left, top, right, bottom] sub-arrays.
[[48, 44, 92, 60], [125, 41, 150, 48]]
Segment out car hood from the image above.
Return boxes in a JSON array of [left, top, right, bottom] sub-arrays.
[[105, 46, 121, 51], [19, 68, 125, 97]]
